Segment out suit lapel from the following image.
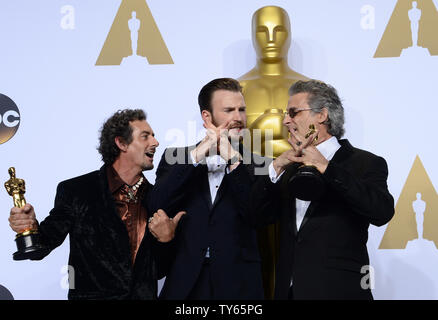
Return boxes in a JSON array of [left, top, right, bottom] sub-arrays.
[[298, 201, 319, 233], [296, 139, 353, 234], [281, 163, 300, 237], [212, 172, 228, 209], [330, 139, 353, 165], [98, 166, 123, 222], [291, 200, 298, 237], [98, 166, 132, 262], [198, 165, 213, 211]]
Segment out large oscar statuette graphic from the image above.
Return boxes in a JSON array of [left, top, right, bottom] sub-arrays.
[[237, 6, 309, 299], [288, 124, 325, 201], [238, 6, 308, 157], [4, 167, 48, 260]]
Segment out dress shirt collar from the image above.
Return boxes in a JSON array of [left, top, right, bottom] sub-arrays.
[[107, 165, 126, 193], [206, 155, 227, 173], [106, 165, 146, 194], [315, 136, 341, 161]]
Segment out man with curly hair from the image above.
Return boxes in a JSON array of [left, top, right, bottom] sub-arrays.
[[8, 109, 183, 299]]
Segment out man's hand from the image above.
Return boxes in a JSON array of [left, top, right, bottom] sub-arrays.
[[218, 134, 243, 171], [272, 129, 318, 175], [191, 119, 230, 163], [148, 209, 186, 243], [8, 203, 38, 234], [287, 145, 329, 174]]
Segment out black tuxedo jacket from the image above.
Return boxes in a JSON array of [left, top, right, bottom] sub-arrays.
[[36, 165, 169, 300], [250, 139, 394, 300], [150, 146, 269, 299]]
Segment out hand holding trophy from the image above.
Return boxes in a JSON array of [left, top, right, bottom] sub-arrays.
[[5, 167, 48, 260], [288, 124, 327, 201]]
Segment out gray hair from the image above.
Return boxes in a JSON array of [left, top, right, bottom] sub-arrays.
[[289, 80, 345, 139]]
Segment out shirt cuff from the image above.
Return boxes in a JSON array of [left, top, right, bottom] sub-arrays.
[[269, 161, 284, 183], [190, 150, 200, 167]]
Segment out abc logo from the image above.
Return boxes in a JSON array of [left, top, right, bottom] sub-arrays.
[[0, 94, 20, 144]]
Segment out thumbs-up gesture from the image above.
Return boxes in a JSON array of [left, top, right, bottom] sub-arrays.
[[148, 209, 186, 243]]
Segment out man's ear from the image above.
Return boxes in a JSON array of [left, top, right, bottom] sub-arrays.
[[115, 137, 128, 152], [201, 110, 212, 123], [318, 108, 329, 124]]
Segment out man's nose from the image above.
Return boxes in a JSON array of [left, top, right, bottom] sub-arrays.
[[283, 114, 290, 126], [152, 136, 159, 147], [233, 110, 243, 122]]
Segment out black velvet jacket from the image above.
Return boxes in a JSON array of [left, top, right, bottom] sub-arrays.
[[36, 166, 169, 300]]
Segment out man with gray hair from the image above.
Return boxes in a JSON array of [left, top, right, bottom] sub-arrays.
[[250, 80, 394, 299]]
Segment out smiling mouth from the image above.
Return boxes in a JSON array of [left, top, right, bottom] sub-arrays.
[[145, 152, 155, 159]]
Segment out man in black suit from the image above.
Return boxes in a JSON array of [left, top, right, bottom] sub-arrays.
[[150, 78, 268, 300], [250, 80, 394, 300], [8, 109, 183, 299]]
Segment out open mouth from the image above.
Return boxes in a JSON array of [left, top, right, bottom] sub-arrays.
[[145, 151, 155, 159]]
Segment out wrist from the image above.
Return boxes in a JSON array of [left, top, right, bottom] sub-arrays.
[[160, 230, 175, 243], [317, 162, 328, 174], [228, 150, 242, 164], [315, 158, 329, 174], [273, 158, 284, 175], [191, 148, 205, 163]]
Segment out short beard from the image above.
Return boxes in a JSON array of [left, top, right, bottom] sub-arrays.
[[141, 163, 154, 171], [210, 114, 219, 128]]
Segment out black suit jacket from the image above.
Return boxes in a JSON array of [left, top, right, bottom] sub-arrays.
[[250, 139, 394, 300], [150, 146, 269, 299], [36, 165, 168, 300]]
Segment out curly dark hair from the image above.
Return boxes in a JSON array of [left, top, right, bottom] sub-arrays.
[[98, 109, 146, 165]]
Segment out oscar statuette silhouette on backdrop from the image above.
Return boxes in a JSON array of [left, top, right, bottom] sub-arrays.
[[238, 6, 309, 298]]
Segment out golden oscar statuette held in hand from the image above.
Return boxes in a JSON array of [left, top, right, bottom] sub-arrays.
[[4, 167, 48, 260], [288, 124, 326, 201]]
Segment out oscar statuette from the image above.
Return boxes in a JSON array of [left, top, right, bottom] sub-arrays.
[[237, 6, 311, 299], [288, 124, 326, 201], [4, 167, 49, 260]]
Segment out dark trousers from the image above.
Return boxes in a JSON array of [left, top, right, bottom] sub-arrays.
[[187, 259, 213, 300]]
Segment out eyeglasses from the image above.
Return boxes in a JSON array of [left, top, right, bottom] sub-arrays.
[[283, 108, 314, 118]]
